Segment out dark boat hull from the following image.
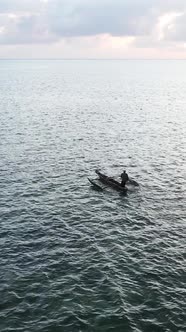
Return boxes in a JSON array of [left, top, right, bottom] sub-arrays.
[[88, 178, 103, 191], [95, 170, 127, 193]]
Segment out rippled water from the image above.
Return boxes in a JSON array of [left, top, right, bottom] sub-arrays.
[[0, 60, 186, 332]]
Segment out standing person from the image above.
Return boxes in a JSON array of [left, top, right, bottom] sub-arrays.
[[120, 170, 129, 187]]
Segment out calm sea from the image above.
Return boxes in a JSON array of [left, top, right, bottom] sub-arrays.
[[0, 60, 186, 332]]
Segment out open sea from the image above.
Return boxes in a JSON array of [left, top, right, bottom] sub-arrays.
[[0, 59, 186, 332]]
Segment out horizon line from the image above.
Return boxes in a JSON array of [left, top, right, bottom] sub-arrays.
[[0, 58, 186, 61]]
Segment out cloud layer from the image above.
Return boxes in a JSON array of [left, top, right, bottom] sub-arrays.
[[0, 0, 186, 58]]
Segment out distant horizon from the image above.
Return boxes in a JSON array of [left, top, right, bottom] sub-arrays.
[[1, 58, 186, 61]]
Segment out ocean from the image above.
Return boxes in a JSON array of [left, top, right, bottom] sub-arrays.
[[0, 60, 186, 331]]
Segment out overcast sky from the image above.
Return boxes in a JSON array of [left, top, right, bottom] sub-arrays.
[[0, 0, 186, 58]]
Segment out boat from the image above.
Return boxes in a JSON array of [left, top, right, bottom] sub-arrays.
[[88, 177, 103, 191], [95, 170, 128, 193]]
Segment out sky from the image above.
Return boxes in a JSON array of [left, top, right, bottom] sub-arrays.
[[0, 0, 186, 59]]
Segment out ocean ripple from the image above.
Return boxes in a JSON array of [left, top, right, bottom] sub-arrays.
[[0, 60, 186, 332]]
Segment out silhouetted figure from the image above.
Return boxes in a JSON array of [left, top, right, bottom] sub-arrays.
[[120, 170, 129, 187]]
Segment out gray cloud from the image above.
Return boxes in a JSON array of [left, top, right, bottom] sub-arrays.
[[46, 0, 186, 39], [0, 0, 186, 46], [47, 0, 159, 37], [0, 14, 56, 45], [0, 0, 42, 13]]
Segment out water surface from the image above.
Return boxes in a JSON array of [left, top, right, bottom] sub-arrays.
[[0, 60, 186, 331]]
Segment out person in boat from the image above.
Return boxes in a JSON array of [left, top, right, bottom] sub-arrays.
[[120, 170, 129, 187]]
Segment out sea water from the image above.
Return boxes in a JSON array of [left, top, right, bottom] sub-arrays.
[[0, 60, 186, 331]]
